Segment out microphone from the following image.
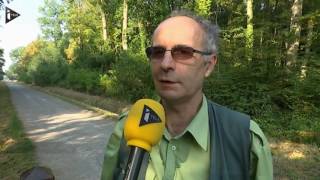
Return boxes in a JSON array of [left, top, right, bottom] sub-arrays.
[[123, 99, 165, 180]]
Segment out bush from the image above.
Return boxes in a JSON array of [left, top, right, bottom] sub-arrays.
[[28, 44, 67, 86], [86, 51, 116, 71], [203, 53, 320, 145], [13, 64, 32, 84], [204, 66, 272, 117], [65, 68, 102, 94], [109, 51, 156, 101], [99, 73, 115, 96]]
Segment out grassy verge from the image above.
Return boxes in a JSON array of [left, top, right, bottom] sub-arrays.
[[270, 138, 320, 179], [0, 82, 37, 179], [32, 86, 130, 119]]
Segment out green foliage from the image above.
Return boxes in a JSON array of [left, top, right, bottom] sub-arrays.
[[195, 0, 212, 18], [6, 114, 34, 153], [9, 47, 24, 63], [204, 66, 272, 116], [109, 52, 156, 101], [78, 51, 116, 71], [63, 0, 104, 63], [65, 67, 101, 94], [38, 0, 65, 43], [28, 43, 68, 86], [12, 62, 32, 83], [99, 73, 115, 96]]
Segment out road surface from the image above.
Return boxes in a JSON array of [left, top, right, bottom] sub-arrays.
[[6, 82, 115, 180]]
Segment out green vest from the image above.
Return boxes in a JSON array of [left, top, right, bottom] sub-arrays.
[[114, 101, 251, 180]]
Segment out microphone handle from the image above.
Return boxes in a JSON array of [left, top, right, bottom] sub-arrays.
[[123, 146, 146, 180]]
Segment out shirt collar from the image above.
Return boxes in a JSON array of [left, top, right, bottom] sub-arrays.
[[186, 95, 209, 151], [163, 95, 209, 151]]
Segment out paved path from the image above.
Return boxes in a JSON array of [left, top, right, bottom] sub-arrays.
[[6, 82, 115, 180]]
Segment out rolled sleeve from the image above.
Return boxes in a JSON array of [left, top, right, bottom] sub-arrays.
[[250, 120, 273, 180], [101, 114, 126, 180]]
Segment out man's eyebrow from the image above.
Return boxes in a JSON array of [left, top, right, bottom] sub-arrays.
[[174, 44, 192, 47], [151, 45, 165, 48], [152, 44, 192, 48]]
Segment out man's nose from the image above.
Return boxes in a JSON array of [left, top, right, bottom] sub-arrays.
[[160, 51, 175, 71]]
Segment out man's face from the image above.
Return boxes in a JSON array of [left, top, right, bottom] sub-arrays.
[[150, 16, 216, 102]]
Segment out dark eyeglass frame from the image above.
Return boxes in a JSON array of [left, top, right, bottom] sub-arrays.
[[145, 45, 212, 61]]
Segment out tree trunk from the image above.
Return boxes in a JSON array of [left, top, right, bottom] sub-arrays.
[[100, 0, 108, 41], [246, 0, 254, 62], [122, 0, 128, 50], [305, 17, 314, 56], [167, 0, 174, 11], [300, 17, 314, 79], [287, 0, 303, 67], [138, 20, 146, 53], [77, 2, 83, 51]]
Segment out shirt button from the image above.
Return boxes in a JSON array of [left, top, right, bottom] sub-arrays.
[[172, 145, 176, 151]]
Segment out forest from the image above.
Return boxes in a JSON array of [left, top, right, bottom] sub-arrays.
[[3, 0, 320, 144]]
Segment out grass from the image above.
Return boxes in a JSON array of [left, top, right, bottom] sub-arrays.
[[270, 138, 320, 179], [33, 86, 130, 118], [0, 82, 37, 179]]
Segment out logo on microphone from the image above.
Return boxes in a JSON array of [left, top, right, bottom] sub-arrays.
[[139, 105, 161, 126]]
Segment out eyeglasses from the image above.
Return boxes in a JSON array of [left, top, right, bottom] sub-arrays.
[[145, 45, 212, 61]]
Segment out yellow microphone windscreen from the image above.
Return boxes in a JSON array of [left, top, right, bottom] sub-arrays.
[[124, 99, 165, 152]]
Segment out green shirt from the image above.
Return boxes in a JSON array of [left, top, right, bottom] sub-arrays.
[[101, 97, 273, 180]]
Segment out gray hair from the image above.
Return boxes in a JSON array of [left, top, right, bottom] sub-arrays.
[[169, 10, 220, 60]]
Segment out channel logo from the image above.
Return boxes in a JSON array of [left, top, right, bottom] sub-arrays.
[[1, 0, 20, 24], [5, 6, 19, 23]]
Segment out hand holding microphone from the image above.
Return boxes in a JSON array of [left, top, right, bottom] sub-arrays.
[[123, 99, 165, 180]]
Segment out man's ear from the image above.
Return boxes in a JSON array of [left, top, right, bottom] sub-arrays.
[[205, 55, 217, 77]]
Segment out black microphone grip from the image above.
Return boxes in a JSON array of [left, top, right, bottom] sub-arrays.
[[123, 147, 146, 180]]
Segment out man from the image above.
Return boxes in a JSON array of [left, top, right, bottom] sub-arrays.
[[101, 10, 273, 180]]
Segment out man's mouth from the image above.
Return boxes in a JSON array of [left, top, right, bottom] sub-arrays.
[[159, 79, 177, 84]]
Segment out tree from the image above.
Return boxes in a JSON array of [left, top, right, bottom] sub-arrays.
[[246, 0, 254, 62], [38, 0, 65, 44], [9, 47, 24, 63], [122, 0, 128, 50], [63, 0, 103, 64], [0, 48, 5, 80], [28, 42, 67, 86], [101, 2, 108, 42], [287, 0, 303, 67]]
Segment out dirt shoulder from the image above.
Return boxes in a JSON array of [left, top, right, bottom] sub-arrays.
[[0, 82, 36, 179]]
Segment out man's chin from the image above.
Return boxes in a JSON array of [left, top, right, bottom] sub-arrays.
[[157, 90, 183, 101]]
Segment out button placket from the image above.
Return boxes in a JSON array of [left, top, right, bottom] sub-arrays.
[[163, 141, 176, 180]]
